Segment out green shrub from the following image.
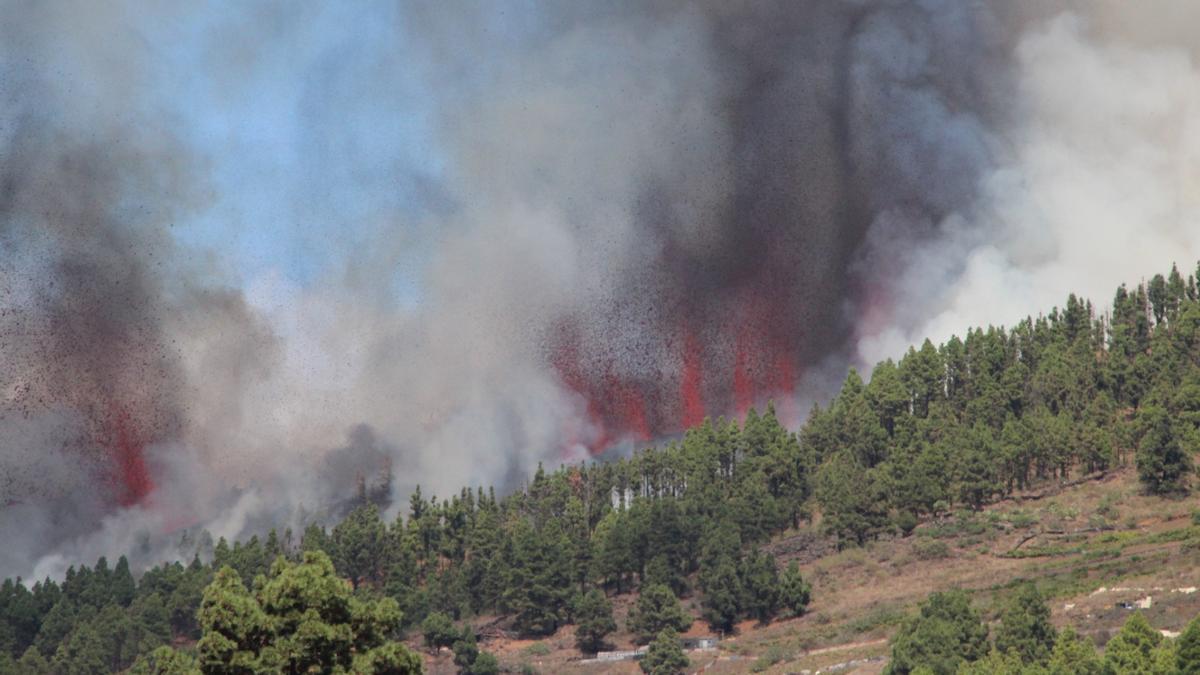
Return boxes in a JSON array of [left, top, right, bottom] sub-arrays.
[[913, 539, 951, 561], [750, 644, 788, 672], [1006, 511, 1038, 529], [523, 642, 550, 657], [848, 607, 906, 634], [895, 511, 919, 537], [1097, 494, 1121, 520]]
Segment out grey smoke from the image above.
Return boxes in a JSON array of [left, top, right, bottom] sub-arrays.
[[2, 1, 1199, 581]]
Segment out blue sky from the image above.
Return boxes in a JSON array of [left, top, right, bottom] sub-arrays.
[[143, 4, 449, 295]]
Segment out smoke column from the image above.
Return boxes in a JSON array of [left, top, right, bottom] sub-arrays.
[[1, 0, 1199, 579]]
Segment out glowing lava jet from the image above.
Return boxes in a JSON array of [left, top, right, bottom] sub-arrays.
[[549, 282, 806, 452]]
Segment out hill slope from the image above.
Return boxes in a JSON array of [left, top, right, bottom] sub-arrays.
[[467, 465, 1200, 673], [4, 261, 1200, 674]]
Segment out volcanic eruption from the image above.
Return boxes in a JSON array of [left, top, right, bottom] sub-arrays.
[[4, 0, 1200, 581], [520, 0, 1015, 449]]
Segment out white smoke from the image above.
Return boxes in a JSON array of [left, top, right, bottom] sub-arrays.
[[858, 10, 1200, 363]]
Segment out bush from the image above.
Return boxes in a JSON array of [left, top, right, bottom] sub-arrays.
[[751, 644, 788, 672], [847, 607, 906, 635], [469, 652, 500, 675], [453, 631, 479, 670], [421, 611, 458, 653], [453, 630, 501, 675], [913, 540, 951, 561], [1097, 494, 1121, 520], [895, 511, 919, 537], [1005, 510, 1038, 529]]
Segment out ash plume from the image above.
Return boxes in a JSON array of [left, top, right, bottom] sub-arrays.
[[2, 0, 1200, 580]]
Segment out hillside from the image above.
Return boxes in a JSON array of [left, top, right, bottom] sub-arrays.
[[452, 465, 1200, 674], [3, 261, 1200, 674]]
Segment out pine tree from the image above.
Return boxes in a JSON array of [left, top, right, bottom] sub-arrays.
[[640, 629, 688, 675], [1149, 273, 1169, 324], [1047, 627, 1103, 675], [867, 359, 910, 438], [130, 593, 172, 650], [901, 339, 945, 418], [833, 369, 889, 468], [1178, 615, 1200, 674], [195, 566, 274, 672], [166, 562, 210, 640], [815, 453, 889, 545], [14, 646, 51, 675], [1153, 641, 1179, 675], [386, 529, 426, 628], [627, 584, 691, 645], [698, 558, 741, 634], [112, 556, 136, 607], [993, 583, 1055, 664], [91, 603, 141, 671], [953, 425, 1000, 510], [301, 524, 330, 555], [729, 473, 784, 545], [591, 510, 634, 593], [573, 589, 616, 654], [1104, 612, 1161, 675], [738, 551, 780, 624], [778, 562, 812, 617], [427, 565, 470, 619], [1136, 404, 1194, 495], [564, 496, 593, 592], [33, 599, 75, 657], [643, 555, 686, 598], [51, 622, 109, 675], [197, 551, 419, 673], [503, 519, 571, 637], [82, 557, 112, 609], [461, 505, 498, 613], [2, 579, 42, 658], [331, 503, 390, 589], [884, 590, 988, 675]]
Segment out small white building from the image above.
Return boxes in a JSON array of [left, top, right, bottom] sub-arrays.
[[594, 647, 648, 662], [682, 636, 719, 650]]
